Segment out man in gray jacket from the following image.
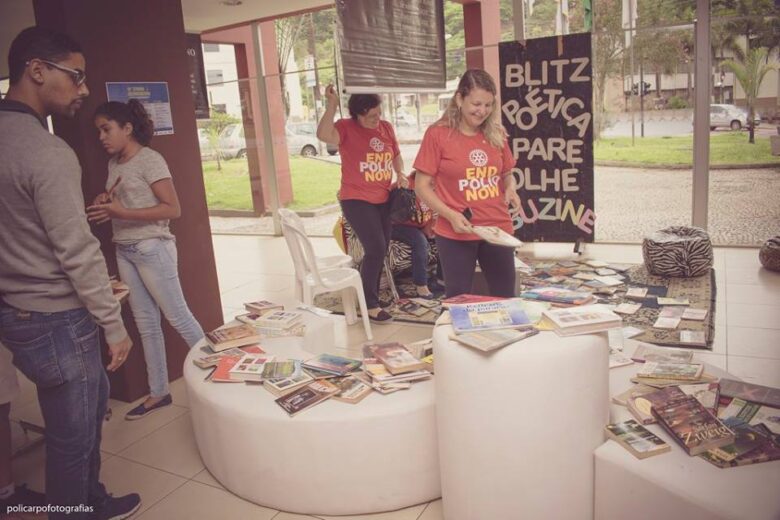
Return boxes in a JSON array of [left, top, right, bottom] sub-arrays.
[[0, 27, 140, 520]]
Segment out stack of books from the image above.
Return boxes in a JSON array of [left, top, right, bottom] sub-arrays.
[[609, 371, 780, 467], [542, 305, 622, 337], [360, 343, 431, 393], [449, 299, 534, 335], [519, 286, 596, 306], [205, 323, 262, 352], [237, 308, 306, 338]]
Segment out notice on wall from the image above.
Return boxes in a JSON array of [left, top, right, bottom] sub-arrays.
[[106, 82, 174, 136], [185, 33, 210, 120], [499, 33, 595, 243]]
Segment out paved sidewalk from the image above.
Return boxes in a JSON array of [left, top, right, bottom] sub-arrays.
[[209, 165, 780, 246]]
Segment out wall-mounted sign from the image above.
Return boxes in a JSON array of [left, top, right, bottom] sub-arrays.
[[106, 82, 174, 135], [185, 33, 210, 119], [500, 33, 595, 243]]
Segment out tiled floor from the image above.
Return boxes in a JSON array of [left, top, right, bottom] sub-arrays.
[[7, 237, 780, 519]]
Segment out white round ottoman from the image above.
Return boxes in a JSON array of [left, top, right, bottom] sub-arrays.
[[184, 319, 440, 515], [433, 325, 609, 520]]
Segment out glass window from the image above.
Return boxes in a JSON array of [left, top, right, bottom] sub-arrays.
[[206, 69, 224, 85]]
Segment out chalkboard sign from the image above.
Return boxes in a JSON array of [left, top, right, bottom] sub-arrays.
[[500, 33, 595, 243]]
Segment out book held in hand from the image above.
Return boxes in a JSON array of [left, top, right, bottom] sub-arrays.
[[449, 300, 533, 334], [471, 226, 524, 248], [605, 419, 671, 459], [206, 323, 262, 352]]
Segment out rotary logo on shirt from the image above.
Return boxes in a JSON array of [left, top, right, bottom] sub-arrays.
[[459, 148, 500, 201], [360, 137, 393, 183]]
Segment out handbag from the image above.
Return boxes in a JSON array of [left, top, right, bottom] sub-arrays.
[[389, 187, 417, 223]]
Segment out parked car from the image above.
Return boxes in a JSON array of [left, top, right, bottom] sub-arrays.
[[289, 121, 338, 156], [710, 104, 761, 131], [219, 123, 324, 158], [197, 128, 216, 160], [219, 123, 246, 159]]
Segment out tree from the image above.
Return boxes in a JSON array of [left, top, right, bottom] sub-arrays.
[[201, 110, 239, 171], [275, 15, 307, 117], [722, 47, 778, 143], [592, 0, 625, 138]]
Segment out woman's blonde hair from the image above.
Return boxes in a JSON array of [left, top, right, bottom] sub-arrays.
[[438, 69, 506, 149]]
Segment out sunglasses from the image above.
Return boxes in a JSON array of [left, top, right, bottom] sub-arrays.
[[27, 58, 87, 86]]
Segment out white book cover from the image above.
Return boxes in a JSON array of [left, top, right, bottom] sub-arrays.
[[614, 302, 641, 315], [625, 287, 649, 298], [257, 310, 303, 328], [653, 316, 681, 329], [471, 226, 523, 248], [682, 308, 708, 321], [228, 354, 274, 380]]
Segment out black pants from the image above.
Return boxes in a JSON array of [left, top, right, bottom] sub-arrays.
[[341, 199, 392, 309], [435, 235, 516, 298]]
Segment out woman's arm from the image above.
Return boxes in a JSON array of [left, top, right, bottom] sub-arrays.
[[415, 172, 472, 234], [316, 85, 341, 146], [393, 154, 408, 188], [503, 171, 521, 216], [86, 178, 181, 224]]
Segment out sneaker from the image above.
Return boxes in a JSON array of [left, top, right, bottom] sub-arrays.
[[0, 483, 46, 509], [124, 394, 172, 421], [94, 493, 141, 520], [415, 285, 435, 299], [368, 309, 394, 324]]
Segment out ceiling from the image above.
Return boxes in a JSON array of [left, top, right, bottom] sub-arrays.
[[182, 0, 332, 33], [0, 0, 332, 78]]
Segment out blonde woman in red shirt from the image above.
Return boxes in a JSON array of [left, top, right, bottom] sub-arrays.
[[317, 86, 406, 323], [413, 69, 521, 298]]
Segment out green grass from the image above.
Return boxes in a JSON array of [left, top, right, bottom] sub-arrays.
[[202, 156, 341, 211], [594, 132, 780, 166], [202, 159, 253, 211], [286, 157, 341, 210]]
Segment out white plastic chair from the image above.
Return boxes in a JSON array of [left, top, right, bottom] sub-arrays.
[[279, 209, 373, 340], [278, 209, 353, 300]]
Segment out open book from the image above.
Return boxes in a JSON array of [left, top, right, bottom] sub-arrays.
[[472, 226, 524, 248]]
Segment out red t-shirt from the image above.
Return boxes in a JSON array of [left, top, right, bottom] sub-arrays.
[[413, 125, 515, 241], [335, 118, 400, 204]]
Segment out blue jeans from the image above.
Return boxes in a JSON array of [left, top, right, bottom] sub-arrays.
[[0, 305, 108, 519], [116, 238, 204, 398], [391, 225, 430, 286]]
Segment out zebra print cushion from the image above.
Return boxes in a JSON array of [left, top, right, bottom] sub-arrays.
[[642, 226, 713, 278], [342, 220, 438, 279], [759, 236, 780, 272]]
